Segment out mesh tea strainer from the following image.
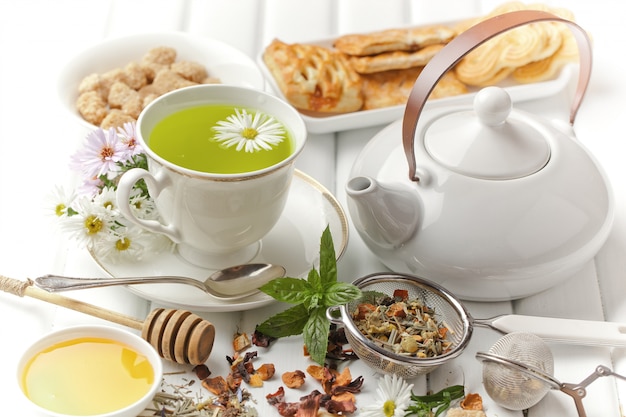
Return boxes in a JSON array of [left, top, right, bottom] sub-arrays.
[[327, 273, 473, 378], [476, 332, 626, 417], [327, 272, 626, 378]]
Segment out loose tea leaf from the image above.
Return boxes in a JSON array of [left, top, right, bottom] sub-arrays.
[[256, 225, 361, 364]]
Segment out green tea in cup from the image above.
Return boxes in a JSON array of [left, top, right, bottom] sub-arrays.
[[149, 104, 295, 174], [116, 84, 307, 269]]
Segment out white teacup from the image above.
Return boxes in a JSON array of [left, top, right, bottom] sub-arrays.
[[116, 84, 306, 269]]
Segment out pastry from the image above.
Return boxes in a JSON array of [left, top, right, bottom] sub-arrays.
[[334, 25, 456, 56], [262, 39, 363, 113], [348, 44, 444, 74], [361, 67, 468, 110]]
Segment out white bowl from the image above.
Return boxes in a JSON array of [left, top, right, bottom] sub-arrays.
[[57, 31, 265, 135], [17, 325, 163, 417]]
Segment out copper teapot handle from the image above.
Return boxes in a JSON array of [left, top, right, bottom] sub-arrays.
[[403, 10, 592, 182]]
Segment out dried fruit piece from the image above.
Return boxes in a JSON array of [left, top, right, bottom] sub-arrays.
[[256, 363, 276, 381], [201, 376, 229, 396], [248, 373, 264, 387], [461, 393, 484, 410], [282, 370, 306, 388], [233, 332, 251, 352]]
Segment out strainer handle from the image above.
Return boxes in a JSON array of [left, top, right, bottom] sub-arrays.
[[476, 314, 626, 347], [325, 306, 344, 325]]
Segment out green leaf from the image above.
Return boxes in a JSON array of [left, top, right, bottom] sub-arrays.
[[405, 385, 465, 417], [302, 307, 330, 365], [318, 225, 337, 286], [256, 304, 309, 338], [259, 277, 313, 304], [322, 282, 362, 307], [307, 265, 322, 292]]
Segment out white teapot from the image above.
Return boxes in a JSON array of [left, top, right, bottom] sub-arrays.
[[346, 11, 614, 301]]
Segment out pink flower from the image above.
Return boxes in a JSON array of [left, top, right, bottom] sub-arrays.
[[70, 128, 127, 179], [117, 122, 144, 159]]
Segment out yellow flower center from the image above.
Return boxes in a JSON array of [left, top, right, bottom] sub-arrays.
[[241, 127, 258, 139], [115, 237, 131, 252], [55, 203, 66, 217], [383, 399, 396, 417], [103, 200, 114, 210], [84, 215, 103, 235]]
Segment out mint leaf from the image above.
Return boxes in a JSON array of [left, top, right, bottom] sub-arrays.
[[323, 282, 363, 306], [259, 277, 313, 304], [302, 307, 330, 365], [256, 304, 309, 337], [307, 262, 323, 292], [318, 225, 337, 286]]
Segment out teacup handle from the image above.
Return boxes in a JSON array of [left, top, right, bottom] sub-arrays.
[[402, 10, 593, 182], [116, 168, 181, 242]]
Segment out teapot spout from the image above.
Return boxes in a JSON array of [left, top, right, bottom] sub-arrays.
[[346, 176, 420, 248]]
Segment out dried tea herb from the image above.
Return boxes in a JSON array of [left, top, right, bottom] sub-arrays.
[[351, 290, 452, 358]]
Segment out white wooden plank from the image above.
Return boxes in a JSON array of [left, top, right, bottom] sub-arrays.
[[106, 0, 186, 35], [337, 0, 411, 34], [261, 0, 335, 44], [186, 0, 263, 57]]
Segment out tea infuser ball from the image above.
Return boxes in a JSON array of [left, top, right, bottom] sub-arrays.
[[477, 332, 555, 410]]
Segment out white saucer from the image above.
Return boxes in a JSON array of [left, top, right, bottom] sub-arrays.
[[90, 170, 349, 312]]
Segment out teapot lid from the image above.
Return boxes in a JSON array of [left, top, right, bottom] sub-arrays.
[[424, 86, 551, 180]]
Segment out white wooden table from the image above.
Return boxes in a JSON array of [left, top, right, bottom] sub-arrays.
[[1, 1, 624, 416]]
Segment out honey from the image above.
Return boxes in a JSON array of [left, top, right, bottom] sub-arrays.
[[21, 337, 155, 415]]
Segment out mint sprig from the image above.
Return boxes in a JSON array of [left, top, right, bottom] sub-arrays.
[[256, 225, 361, 364], [405, 385, 465, 417]]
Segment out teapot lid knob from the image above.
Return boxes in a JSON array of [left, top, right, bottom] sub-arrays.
[[474, 87, 512, 127]]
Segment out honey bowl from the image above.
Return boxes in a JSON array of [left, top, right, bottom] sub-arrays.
[[17, 325, 163, 417]]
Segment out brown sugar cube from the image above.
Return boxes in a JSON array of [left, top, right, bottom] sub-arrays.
[[100, 109, 136, 129], [141, 92, 160, 108], [122, 61, 148, 90], [78, 73, 107, 99], [100, 67, 127, 95], [142, 46, 177, 65], [121, 95, 143, 119], [108, 81, 140, 108], [76, 91, 108, 126], [140, 62, 169, 82], [108, 81, 144, 119], [150, 69, 197, 95], [170, 60, 209, 83]]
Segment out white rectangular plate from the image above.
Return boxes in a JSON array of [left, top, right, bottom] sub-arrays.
[[257, 26, 576, 134]]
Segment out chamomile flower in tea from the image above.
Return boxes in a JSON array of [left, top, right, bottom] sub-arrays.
[[149, 105, 293, 174], [213, 108, 286, 152]]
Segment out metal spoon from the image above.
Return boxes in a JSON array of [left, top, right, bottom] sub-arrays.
[[34, 263, 285, 301]]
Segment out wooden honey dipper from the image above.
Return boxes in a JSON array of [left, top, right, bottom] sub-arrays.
[[0, 275, 215, 365]]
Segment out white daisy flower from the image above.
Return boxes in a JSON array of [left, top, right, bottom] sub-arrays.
[[47, 185, 76, 218], [360, 374, 414, 417], [92, 224, 149, 262], [213, 108, 285, 152], [92, 186, 119, 213], [60, 195, 117, 249], [127, 190, 159, 221]]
